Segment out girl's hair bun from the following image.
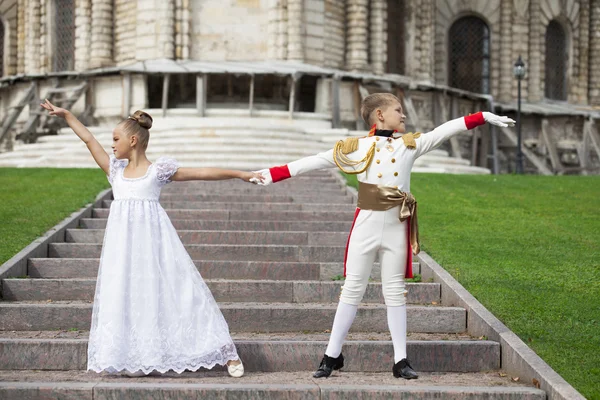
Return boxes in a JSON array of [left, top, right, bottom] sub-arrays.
[[129, 110, 153, 130]]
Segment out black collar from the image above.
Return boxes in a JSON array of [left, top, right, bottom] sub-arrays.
[[374, 129, 396, 138]]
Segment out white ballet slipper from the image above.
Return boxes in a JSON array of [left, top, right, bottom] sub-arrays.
[[227, 360, 244, 378]]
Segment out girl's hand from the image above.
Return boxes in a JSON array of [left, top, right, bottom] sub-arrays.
[[242, 171, 265, 184], [252, 169, 272, 186], [40, 99, 70, 119]]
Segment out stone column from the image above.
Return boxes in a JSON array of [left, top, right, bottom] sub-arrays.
[[369, 0, 386, 74], [498, 0, 513, 102], [25, 0, 41, 74], [75, 0, 92, 71], [175, 0, 190, 60], [17, 0, 26, 74], [589, 0, 600, 104], [577, 0, 589, 104], [267, 0, 282, 59], [324, 0, 345, 68], [277, 0, 289, 59], [114, 0, 136, 65], [287, 0, 303, 61], [527, 0, 542, 102], [417, 0, 434, 81], [158, 0, 175, 59], [89, 0, 114, 68], [346, 0, 368, 71]]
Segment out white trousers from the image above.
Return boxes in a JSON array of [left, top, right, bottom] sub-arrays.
[[341, 206, 408, 306]]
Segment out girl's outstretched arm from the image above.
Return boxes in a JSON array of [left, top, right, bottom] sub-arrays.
[[172, 167, 264, 183], [41, 99, 110, 174]]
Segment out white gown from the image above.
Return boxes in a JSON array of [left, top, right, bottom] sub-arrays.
[[87, 155, 239, 374]]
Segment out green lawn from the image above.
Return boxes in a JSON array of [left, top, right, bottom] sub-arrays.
[[0, 168, 110, 265], [344, 172, 599, 399]]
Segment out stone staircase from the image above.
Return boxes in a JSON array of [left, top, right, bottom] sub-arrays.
[[0, 171, 545, 399], [0, 116, 491, 174]]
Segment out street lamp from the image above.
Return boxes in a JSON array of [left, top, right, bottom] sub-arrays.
[[513, 55, 526, 174]]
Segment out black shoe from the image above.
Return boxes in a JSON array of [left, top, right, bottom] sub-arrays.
[[313, 353, 344, 378], [393, 358, 418, 379]]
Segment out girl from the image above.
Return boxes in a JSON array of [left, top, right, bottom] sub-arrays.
[[41, 100, 263, 377]]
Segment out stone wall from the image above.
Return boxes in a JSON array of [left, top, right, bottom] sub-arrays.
[[190, 0, 269, 61], [3, 0, 600, 106]]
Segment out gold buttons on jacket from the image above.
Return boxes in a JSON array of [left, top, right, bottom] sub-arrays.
[[376, 159, 380, 164], [394, 172, 398, 176], [376, 148, 380, 152], [391, 158, 396, 163], [377, 173, 382, 178], [376, 137, 380, 141]]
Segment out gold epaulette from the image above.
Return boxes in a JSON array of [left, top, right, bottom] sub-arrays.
[[401, 132, 422, 149], [333, 137, 375, 175]]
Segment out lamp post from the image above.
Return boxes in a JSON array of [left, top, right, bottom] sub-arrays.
[[513, 55, 526, 174]]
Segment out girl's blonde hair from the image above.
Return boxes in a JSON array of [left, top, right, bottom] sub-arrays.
[[360, 93, 401, 125], [119, 110, 153, 150]]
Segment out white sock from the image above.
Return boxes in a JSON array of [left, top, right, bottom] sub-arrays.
[[387, 305, 408, 363], [325, 301, 358, 358]]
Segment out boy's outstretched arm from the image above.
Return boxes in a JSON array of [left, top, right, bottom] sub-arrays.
[[172, 167, 264, 183], [41, 99, 110, 174], [255, 149, 336, 185], [414, 111, 515, 158]]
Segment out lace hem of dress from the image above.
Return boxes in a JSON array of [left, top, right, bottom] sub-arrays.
[[87, 343, 239, 374]]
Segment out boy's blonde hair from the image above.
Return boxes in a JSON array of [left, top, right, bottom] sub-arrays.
[[360, 93, 401, 125], [119, 110, 153, 150]]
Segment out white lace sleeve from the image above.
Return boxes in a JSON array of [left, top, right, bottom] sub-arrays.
[[107, 155, 128, 184], [155, 157, 181, 185]]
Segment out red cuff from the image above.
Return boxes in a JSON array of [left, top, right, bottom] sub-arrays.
[[269, 165, 291, 183], [464, 112, 485, 130]]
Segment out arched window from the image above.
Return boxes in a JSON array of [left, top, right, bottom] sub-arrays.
[[386, 0, 405, 74], [0, 18, 4, 76], [53, 0, 75, 71], [545, 20, 567, 100], [448, 16, 490, 94]]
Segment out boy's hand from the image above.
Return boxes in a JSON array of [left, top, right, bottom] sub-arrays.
[[482, 112, 515, 128], [40, 99, 70, 119], [243, 171, 265, 184], [252, 169, 272, 186]]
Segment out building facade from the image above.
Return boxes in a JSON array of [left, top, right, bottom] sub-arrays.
[[1, 0, 599, 173]]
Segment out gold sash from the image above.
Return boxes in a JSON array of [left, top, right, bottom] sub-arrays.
[[357, 181, 420, 254]]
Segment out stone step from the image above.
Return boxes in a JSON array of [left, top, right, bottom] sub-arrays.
[[165, 176, 340, 186], [153, 194, 355, 203], [161, 186, 347, 194], [0, 372, 546, 400], [160, 186, 347, 195], [49, 243, 347, 262], [0, 303, 466, 333], [93, 209, 355, 221], [0, 337, 498, 373], [2, 279, 439, 304], [27, 259, 420, 281], [65, 229, 349, 246], [80, 218, 353, 232], [105, 200, 355, 212]]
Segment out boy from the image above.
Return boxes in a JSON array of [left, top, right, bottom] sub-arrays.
[[256, 93, 514, 379]]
